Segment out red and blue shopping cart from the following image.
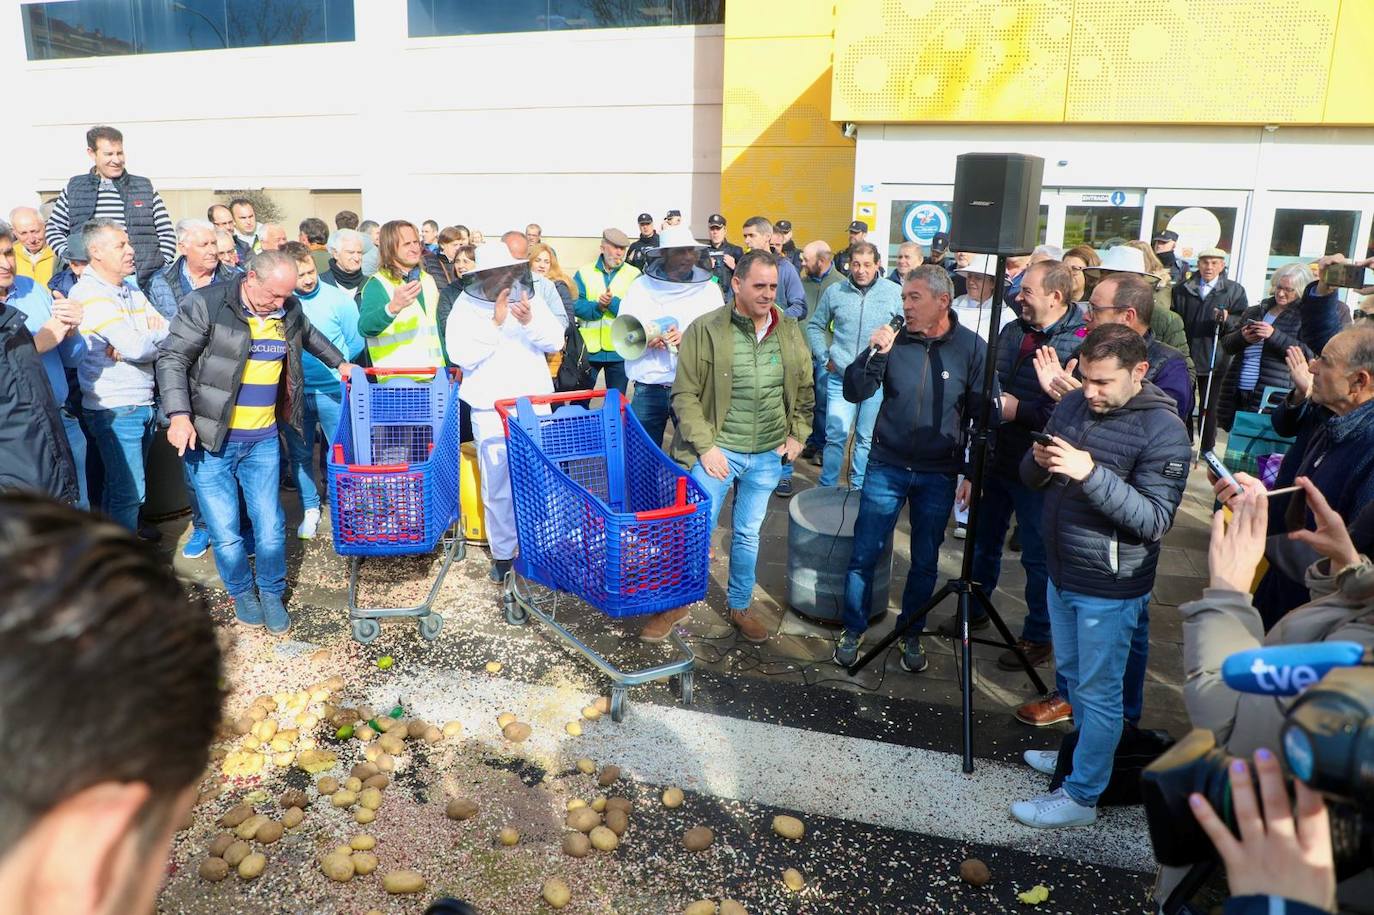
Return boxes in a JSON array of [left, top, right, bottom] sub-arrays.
[[495, 389, 707, 720], [328, 366, 464, 644]]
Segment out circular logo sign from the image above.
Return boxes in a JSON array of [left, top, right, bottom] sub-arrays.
[[902, 203, 949, 245], [1109, 190, 1126, 206]]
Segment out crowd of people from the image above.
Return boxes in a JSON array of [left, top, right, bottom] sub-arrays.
[[6, 124, 1374, 911]]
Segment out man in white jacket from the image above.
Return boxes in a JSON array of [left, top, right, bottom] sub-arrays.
[[445, 243, 564, 582], [618, 225, 724, 448]]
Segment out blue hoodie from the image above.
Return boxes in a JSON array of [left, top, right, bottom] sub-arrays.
[[804, 274, 903, 371]]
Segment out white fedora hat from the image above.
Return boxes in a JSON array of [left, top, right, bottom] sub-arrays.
[[1083, 246, 1162, 287]]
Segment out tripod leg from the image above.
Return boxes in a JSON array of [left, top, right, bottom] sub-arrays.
[[847, 582, 954, 676], [958, 590, 975, 773], [972, 585, 1048, 695]]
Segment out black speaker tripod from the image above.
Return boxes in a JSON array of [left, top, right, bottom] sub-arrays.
[[845, 252, 1048, 774]]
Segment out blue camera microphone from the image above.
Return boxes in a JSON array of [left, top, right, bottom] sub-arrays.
[[1221, 642, 1368, 696]]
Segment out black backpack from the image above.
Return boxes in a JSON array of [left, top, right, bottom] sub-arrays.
[[1049, 723, 1176, 806], [555, 321, 590, 392]]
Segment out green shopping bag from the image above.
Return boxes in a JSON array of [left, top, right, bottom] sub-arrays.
[[1224, 387, 1295, 477]]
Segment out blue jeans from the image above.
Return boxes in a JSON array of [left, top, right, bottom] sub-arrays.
[[630, 382, 673, 448], [284, 389, 345, 510], [186, 438, 287, 598], [970, 471, 1050, 644], [588, 359, 629, 395], [85, 404, 154, 531], [1047, 581, 1148, 807], [821, 369, 882, 489], [690, 446, 783, 609], [843, 462, 956, 635], [60, 408, 89, 511], [1042, 585, 1149, 720]]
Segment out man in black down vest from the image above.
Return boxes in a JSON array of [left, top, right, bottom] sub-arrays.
[[45, 125, 176, 290], [1011, 324, 1190, 830]]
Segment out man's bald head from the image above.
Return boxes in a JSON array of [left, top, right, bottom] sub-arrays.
[[7, 207, 44, 254], [801, 240, 833, 277]]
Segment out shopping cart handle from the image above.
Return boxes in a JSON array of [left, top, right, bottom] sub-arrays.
[[346, 463, 411, 473], [494, 389, 629, 419], [345, 367, 459, 388], [634, 503, 698, 521]]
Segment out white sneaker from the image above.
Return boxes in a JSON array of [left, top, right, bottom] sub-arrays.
[[297, 507, 322, 540], [1023, 749, 1059, 776], [1010, 787, 1096, 829]]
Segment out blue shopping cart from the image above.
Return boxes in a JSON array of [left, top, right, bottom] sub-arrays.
[[328, 366, 464, 644], [495, 389, 707, 721]]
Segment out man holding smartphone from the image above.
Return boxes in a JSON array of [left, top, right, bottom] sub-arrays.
[[1012, 323, 1191, 829]]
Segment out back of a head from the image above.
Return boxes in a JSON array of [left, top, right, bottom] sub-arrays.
[[0, 494, 220, 856], [299, 217, 329, 245], [334, 210, 359, 230]]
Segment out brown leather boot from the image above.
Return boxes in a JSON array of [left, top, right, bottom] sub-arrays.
[[639, 606, 689, 643], [730, 608, 770, 643], [997, 639, 1054, 671]]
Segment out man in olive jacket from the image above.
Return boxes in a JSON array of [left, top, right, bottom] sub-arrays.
[[157, 250, 354, 633], [644, 250, 813, 645]]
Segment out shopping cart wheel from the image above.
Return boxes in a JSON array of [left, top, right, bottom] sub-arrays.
[[351, 617, 381, 645], [677, 671, 694, 705], [418, 613, 444, 641], [610, 687, 627, 723], [502, 579, 526, 626]]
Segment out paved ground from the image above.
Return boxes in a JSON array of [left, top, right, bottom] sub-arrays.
[[151, 438, 1219, 914]]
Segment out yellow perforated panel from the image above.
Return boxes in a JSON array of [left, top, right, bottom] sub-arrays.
[[830, 0, 1362, 125], [833, 0, 1073, 122], [1065, 0, 1335, 123], [722, 38, 849, 150]]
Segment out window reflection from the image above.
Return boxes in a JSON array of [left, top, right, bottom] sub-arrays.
[[22, 0, 355, 60], [407, 0, 723, 37]]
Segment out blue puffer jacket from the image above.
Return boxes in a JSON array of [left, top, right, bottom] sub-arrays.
[[804, 274, 902, 372], [990, 306, 1088, 476], [1021, 382, 1191, 599], [1298, 280, 1353, 356]]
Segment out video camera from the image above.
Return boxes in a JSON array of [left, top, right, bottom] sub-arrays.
[[1141, 642, 1374, 872]]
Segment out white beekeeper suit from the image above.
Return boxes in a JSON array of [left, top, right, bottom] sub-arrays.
[[445, 243, 564, 573], [618, 225, 724, 446]]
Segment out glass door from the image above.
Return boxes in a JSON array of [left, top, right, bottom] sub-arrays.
[[1044, 189, 1145, 257], [1249, 191, 1374, 307], [1141, 189, 1249, 289]]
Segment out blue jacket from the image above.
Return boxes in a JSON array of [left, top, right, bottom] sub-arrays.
[[842, 310, 992, 474], [805, 275, 903, 372], [1298, 280, 1353, 356], [772, 255, 807, 319], [1022, 382, 1191, 598], [296, 281, 364, 392], [11, 276, 84, 406], [146, 257, 239, 320], [990, 306, 1088, 476]]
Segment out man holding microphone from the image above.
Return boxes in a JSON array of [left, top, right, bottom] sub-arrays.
[[831, 264, 989, 672]]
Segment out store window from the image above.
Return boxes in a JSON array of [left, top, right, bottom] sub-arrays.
[[1267, 208, 1360, 277], [1064, 205, 1143, 256], [21, 0, 355, 59], [408, 0, 723, 37]]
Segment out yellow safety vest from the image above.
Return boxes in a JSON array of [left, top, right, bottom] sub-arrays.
[[366, 271, 443, 368], [575, 261, 641, 354]]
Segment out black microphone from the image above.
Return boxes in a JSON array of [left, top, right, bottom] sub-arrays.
[[867, 314, 906, 358]]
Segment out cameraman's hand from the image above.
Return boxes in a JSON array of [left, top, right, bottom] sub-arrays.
[[1208, 482, 1267, 592], [1289, 476, 1361, 572], [1190, 750, 1335, 913]]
